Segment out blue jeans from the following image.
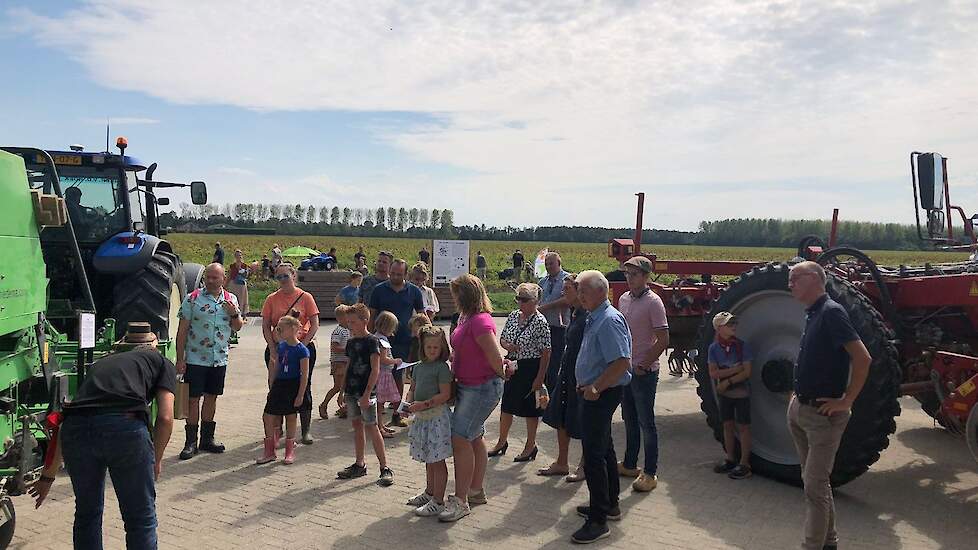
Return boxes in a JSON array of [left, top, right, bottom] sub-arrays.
[[61, 414, 158, 550], [621, 369, 659, 474]]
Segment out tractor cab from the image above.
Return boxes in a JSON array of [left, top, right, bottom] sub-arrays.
[[1, 141, 207, 343]]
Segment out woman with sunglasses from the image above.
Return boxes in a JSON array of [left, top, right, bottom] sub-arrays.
[[261, 263, 321, 444], [489, 283, 551, 462]]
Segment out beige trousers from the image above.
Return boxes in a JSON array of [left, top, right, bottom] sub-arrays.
[[787, 395, 850, 550], [227, 282, 249, 315]]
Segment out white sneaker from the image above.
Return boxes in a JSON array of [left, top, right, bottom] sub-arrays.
[[437, 495, 471, 522], [414, 499, 446, 517], [406, 492, 433, 507]]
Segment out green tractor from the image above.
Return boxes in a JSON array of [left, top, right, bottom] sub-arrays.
[[0, 141, 206, 547]]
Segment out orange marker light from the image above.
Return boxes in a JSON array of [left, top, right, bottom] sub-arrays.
[[116, 136, 128, 150]]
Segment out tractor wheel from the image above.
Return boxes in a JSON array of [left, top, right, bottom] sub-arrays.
[[0, 497, 14, 549], [183, 262, 205, 294], [694, 262, 901, 487], [913, 391, 951, 428], [111, 250, 186, 340]]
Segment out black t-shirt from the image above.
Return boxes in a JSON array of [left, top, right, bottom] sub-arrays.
[[477, 255, 487, 268], [794, 295, 861, 398], [513, 252, 524, 268], [213, 247, 225, 264], [67, 350, 177, 412], [345, 335, 381, 397], [419, 249, 430, 263]]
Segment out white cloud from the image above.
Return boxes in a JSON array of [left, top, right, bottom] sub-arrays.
[[11, 0, 978, 229]]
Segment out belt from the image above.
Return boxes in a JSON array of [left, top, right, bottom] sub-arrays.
[[795, 394, 834, 406], [65, 408, 145, 419]]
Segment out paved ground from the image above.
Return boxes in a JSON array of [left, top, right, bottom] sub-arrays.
[[11, 318, 978, 549]]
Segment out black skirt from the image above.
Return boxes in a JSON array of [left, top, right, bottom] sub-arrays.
[[501, 357, 543, 418], [264, 377, 301, 416]]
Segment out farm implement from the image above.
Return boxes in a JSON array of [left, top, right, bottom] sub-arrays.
[[0, 140, 206, 547], [608, 152, 978, 487]]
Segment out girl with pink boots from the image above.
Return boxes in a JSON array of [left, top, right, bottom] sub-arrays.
[[257, 315, 310, 465]]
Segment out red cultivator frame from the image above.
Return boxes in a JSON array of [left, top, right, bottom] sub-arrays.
[[608, 152, 978, 487]]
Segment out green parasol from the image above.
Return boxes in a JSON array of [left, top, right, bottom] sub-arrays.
[[281, 246, 321, 257]]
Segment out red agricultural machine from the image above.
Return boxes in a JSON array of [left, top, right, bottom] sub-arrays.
[[608, 152, 978, 487]]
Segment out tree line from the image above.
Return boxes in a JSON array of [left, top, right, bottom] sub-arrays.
[[167, 202, 939, 250]]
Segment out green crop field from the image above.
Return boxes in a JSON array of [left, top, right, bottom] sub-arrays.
[[168, 233, 971, 312]]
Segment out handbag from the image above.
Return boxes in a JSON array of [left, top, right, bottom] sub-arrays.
[[173, 375, 191, 420]]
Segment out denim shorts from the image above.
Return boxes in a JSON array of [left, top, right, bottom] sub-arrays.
[[345, 394, 378, 425], [451, 377, 503, 441]]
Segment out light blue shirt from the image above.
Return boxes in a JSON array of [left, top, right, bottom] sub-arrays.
[[575, 300, 633, 387], [539, 269, 570, 327], [178, 289, 238, 367]]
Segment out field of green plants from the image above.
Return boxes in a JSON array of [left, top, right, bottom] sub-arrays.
[[169, 233, 971, 312]]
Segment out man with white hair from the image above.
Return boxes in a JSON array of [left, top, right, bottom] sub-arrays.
[[175, 262, 245, 460], [788, 261, 871, 550], [571, 270, 633, 544]]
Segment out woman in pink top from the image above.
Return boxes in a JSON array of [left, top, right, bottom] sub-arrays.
[[438, 274, 506, 523]]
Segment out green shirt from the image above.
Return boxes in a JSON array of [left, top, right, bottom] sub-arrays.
[[411, 360, 452, 402]]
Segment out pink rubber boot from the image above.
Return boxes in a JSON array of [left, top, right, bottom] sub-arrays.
[[283, 438, 297, 465], [256, 436, 276, 464]]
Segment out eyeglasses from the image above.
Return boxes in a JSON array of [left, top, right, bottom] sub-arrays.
[[274, 274, 291, 281]]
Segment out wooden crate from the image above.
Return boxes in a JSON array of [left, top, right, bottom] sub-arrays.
[[296, 271, 458, 320]]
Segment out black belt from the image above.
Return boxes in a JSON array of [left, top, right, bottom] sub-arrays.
[[796, 394, 837, 406], [65, 407, 145, 419]]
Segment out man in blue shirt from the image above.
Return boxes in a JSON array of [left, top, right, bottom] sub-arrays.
[[788, 261, 871, 550], [539, 252, 570, 391], [571, 270, 632, 544], [368, 258, 424, 427]]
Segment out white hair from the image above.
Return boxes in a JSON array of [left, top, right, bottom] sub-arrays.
[[577, 270, 609, 294], [205, 262, 225, 275], [790, 261, 826, 285]]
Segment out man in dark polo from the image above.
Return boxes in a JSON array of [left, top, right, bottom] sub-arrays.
[[30, 323, 176, 549], [360, 250, 392, 307], [787, 261, 871, 550], [571, 270, 632, 544]]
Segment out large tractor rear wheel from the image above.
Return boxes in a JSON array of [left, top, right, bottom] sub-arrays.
[[183, 262, 205, 294], [111, 250, 186, 340], [694, 262, 901, 487], [0, 497, 15, 549]]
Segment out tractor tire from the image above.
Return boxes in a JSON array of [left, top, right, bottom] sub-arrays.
[[913, 391, 950, 428], [694, 262, 901, 487], [0, 497, 14, 549], [183, 262, 205, 294], [111, 250, 186, 341]]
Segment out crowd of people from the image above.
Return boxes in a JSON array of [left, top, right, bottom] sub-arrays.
[[29, 241, 869, 549]]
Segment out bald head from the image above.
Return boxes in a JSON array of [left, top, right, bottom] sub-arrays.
[[204, 262, 226, 293], [789, 261, 826, 305]]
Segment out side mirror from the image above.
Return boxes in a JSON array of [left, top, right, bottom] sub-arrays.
[[190, 181, 207, 205], [917, 153, 945, 211], [157, 197, 170, 206]]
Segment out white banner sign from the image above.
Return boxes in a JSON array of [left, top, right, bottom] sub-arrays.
[[432, 239, 470, 286]]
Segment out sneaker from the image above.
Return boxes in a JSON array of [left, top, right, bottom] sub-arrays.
[[575, 505, 622, 521], [713, 459, 736, 474], [438, 495, 471, 522], [407, 492, 433, 507], [377, 466, 394, 486], [632, 472, 658, 492], [617, 461, 640, 478], [571, 521, 610, 544], [336, 463, 367, 479], [414, 499, 446, 517], [728, 464, 752, 480], [467, 489, 488, 506]]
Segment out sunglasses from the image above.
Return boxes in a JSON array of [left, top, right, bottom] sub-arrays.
[[274, 274, 291, 281]]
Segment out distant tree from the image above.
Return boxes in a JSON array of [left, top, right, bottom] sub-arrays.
[[319, 206, 330, 224], [397, 208, 408, 232], [269, 204, 281, 219], [179, 202, 192, 218], [419, 208, 429, 228], [221, 203, 233, 218], [440, 209, 455, 234], [409, 208, 419, 228], [306, 205, 317, 224], [256, 203, 268, 221], [293, 204, 303, 221], [354, 208, 364, 226], [342, 207, 352, 225], [330, 206, 341, 225], [430, 208, 441, 230], [376, 207, 386, 229], [365, 209, 374, 225], [387, 207, 397, 231]]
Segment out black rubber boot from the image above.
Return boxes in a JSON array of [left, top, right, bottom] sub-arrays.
[[199, 420, 225, 453], [179, 424, 198, 460], [299, 410, 314, 445]]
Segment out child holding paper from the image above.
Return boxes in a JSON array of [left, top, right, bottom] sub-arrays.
[[404, 326, 454, 516], [373, 311, 403, 436]]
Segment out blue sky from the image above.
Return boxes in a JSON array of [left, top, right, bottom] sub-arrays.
[[3, 1, 978, 231]]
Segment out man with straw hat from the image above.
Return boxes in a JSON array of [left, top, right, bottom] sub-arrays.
[[29, 322, 177, 549]]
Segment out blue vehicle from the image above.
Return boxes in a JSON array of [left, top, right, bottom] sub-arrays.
[[300, 253, 337, 271], [2, 140, 208, 341]]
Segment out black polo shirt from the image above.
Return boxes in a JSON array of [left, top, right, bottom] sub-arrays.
[[794, 294, 861, 399], [66, 350, 177, 413]]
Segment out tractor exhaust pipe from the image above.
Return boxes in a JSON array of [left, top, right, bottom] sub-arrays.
[[634, 192, 645, 255]]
